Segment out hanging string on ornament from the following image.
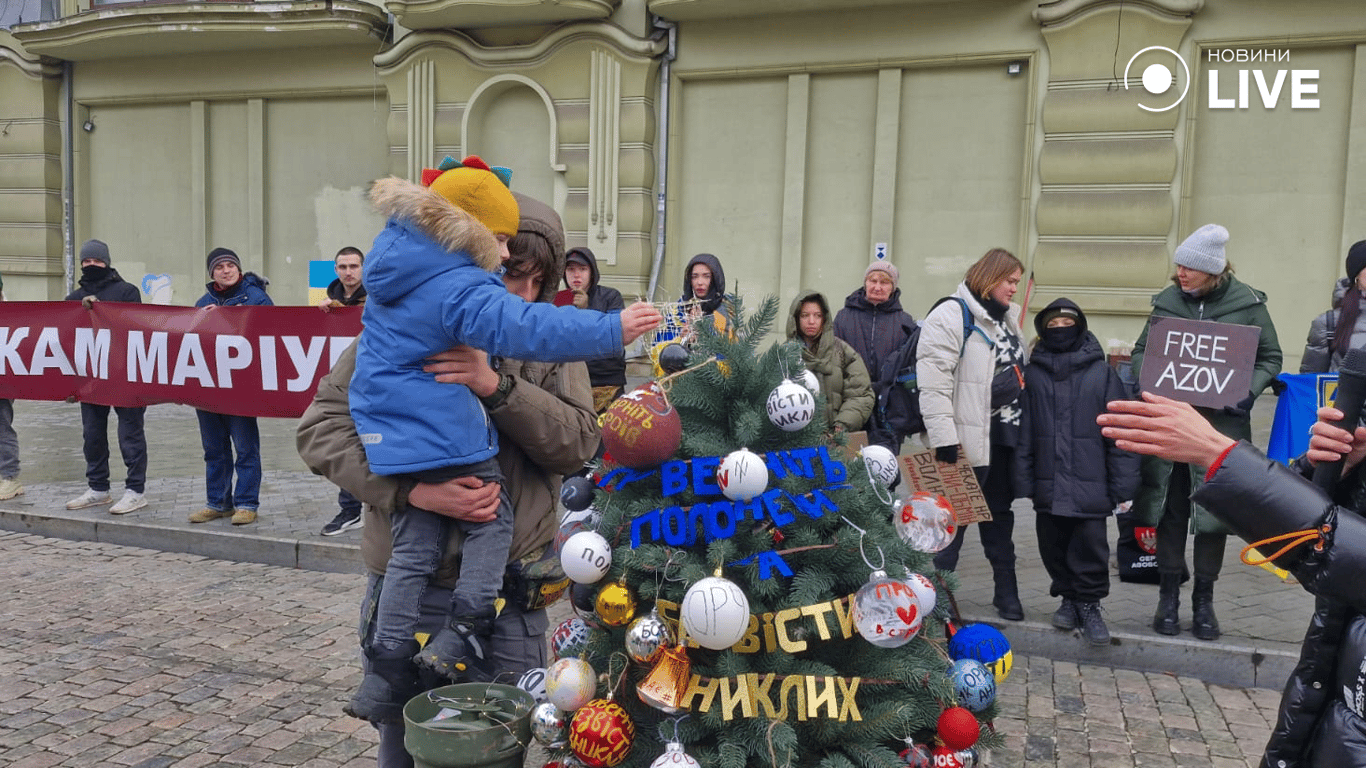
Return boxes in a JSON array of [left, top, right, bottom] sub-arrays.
[[840, 515, 886, 574], [858, 444, 897, 506], [648, 717, 700, 768], [843, 516, 923, 647]]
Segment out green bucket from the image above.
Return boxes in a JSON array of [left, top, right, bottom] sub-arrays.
[[403, 683, 535, 768]]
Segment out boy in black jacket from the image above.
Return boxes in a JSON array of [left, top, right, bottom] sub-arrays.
[[1015, 298, 1138, 645]]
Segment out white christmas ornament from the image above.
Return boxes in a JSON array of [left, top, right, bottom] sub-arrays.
[[765, 379, 816, 432], [797, 368, 821, 395], [560, 530, 612, 584], [680, 576, 751, 650], [860, 444, 899, 487], [649, 741, 702, 768], [517, 666, 549, 703], [851, 569, 923, 648], [905, 572, 938, 617], [894, 492, 958, 553], [717, 448, 768, 502], [545, 657, 597, 711]]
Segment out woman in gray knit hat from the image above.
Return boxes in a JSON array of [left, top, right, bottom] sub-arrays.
[[1127, 223, 1283, 641]]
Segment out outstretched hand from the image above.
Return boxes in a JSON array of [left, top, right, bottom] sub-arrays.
[[620, 301, 663, 346], [1097, 392, 1235, 468]]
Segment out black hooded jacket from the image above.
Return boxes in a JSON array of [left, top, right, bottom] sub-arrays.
[[554, 247, 625, 387], [1195, 444, 1366, 768], [65, 266, 142, 304], [680, 253, 728, 316], [1014, 298, 1138, 516]]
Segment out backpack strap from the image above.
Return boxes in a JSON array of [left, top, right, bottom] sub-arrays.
[[933, 296, 993, 355]]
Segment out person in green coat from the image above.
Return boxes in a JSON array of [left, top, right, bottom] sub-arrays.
[[786, 290, 875, 435], [1128, 223, 1283, 641]]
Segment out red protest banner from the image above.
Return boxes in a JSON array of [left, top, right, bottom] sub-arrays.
[[0, 302, 361, 417]]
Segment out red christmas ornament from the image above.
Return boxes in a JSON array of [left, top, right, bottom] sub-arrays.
[[600, 383, 681, 469], [937, 706, 981, 750], [930, 745, 965, 768], [568, 699, 636, 767]]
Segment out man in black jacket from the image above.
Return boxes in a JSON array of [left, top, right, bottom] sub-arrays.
[[1100, 393, 1366, 767], [554, 247, 626, 413], [64, 239, 148, 515]]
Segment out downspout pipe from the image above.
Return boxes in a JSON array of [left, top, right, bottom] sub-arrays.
[[61, 60, 74, 294], [644, 16, 676, 303]]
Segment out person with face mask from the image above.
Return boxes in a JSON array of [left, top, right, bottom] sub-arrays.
[[1014, 298, 1139, 646], [64, 239, 149, 515], [1127, 224, 1282, 641]]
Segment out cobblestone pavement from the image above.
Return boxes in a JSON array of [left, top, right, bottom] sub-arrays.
[[0, 533, 1281, 768]]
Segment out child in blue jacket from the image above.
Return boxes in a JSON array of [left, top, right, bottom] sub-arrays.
[[347, 156, 658, 722]]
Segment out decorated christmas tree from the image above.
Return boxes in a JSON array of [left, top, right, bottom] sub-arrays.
[[534, 297, 1008, 768]]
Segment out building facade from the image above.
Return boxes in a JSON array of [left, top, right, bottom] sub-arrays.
[[3, 0, 1364, 367]]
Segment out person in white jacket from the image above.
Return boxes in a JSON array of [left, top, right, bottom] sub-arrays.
[[918, 248, 1028, 620]]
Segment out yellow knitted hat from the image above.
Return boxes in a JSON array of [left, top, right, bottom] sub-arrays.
[[424, 155, 519, 238]]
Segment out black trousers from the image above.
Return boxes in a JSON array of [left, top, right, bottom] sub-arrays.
[[933, 443, 1016, 572], [81, 402, 147, 493], [1035, 512, 1110, 602], [1156, 463, 1226, 582]]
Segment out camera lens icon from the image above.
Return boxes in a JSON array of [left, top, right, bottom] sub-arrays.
[[1124, 46, 1190, 113]]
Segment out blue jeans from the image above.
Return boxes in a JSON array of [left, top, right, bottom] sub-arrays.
[[0, 399, 17, 479], [81, 403, 147, 493], [371, 457, 512, 652], [195, 409, 261, 511]]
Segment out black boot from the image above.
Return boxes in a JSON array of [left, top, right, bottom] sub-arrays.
[[414, 613, 496, 681], [992, 568, 1023, 621], [1051, 598, 1078, 631], [1152, 573, 1181, 635], [1075, 601, 1110, 647], [1191, 578, 1221, 641], [345, 639, 423, 723]]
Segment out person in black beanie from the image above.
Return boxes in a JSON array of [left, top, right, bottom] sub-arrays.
[[190, 247, 272, 526], [64, 239, 149, 515], [1301, 240, 1366, 373], [1015, 298, 1138, 645]]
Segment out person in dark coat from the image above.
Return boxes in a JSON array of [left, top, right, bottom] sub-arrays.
[[1100, 393, 1366, 768], [1015, 298, 1138, 645], [679, 252, 732, 337], [555, 247, 626, 412], [832, 261, 916, 451], [1301, 240, 1366, 374], [64, 239, 149, 515]]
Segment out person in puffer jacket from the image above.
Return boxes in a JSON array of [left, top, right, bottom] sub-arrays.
[[1302, 240, 1366, 374], [345, 156, 660, 723], [1101, 392, 1366, 768], [786, 289, 874, 434], [1014, 298, 1139, 646]]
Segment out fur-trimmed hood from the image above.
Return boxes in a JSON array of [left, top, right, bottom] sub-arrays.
[[368, 176, 503, 272]]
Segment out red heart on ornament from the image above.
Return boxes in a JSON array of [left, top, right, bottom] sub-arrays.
[[896, 604, 918, 625]]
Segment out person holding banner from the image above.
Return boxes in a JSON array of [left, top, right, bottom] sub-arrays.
[[921, 248, 1028, 621], [1128, 223, 1282, 641], [64, 239, 150, 515], [1301, 240, 1366, 374], [1099, 394, 1366, 768], [297, 192, 600, 766], [318, 246, 367, 537], [0, 272, 20, 501], [189, 247, 273, 527]]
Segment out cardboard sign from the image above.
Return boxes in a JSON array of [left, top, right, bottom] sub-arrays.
[[1138, 316, 1260, 409], [899, 449, 992, 525], [836, 430, 869, 464]]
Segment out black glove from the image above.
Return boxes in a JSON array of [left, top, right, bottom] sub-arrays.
[[935, 444, 960, 465], [1223, 393, 1255, 419]]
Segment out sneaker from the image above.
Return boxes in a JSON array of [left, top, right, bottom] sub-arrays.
[[188, 507, 231, 523], [1076, 601, 1111, 647], [321, 509, 364, 536], [109, 489, 147, 515], [0, 477, 23, 500], [231, 508, 257, 526], [66, 488, 112, 510]]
